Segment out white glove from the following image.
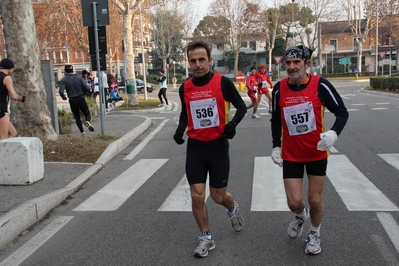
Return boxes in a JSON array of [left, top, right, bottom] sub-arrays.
[[271, 147, 283, 167], [317, 130, 337, 151]]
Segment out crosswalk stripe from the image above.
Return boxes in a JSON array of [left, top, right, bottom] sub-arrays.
[[158, 175, 210, 211], [0, 216, 73, 266], [251, 157, 289, 211], [378, 154, 399, 171], [124, 119, 169, 160], [74, 159, 168, 211], [327, 155, 398, 211], [377, 212, 399, 254]]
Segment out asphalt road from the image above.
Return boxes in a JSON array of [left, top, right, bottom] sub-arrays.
[[2, 80, 399, 265]]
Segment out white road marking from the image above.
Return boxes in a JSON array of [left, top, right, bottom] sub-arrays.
[[351, 103, 366, 106], [327, 155, 398, 211], [377, 212, 399, 254], [158, 175, 210, 211], [379, 154, 399, 171], [123, 119, 169, 160], [251, 157, 289, 211], [375, 102, 391, 105], [0, 216, 73, 266], [74, 159, 168, 211], [370, 107, 388, 110]]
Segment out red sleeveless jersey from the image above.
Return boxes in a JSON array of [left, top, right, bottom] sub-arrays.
[[279, 75, 329, 161], [184, 73, 229, 141]]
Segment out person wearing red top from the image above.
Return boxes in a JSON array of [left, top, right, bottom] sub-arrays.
[[245, 66, 260, 118], [173, 40, 246, 258], [270, 45, 348, 255], [255, 64, 273, 113]]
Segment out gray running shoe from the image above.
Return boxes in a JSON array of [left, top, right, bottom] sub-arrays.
[[193, 236, 215, 258], [229, 201, 244, 232], [84, 121, 95, 132], [305, 231, 321, 255], [287, 207, 309, 239]]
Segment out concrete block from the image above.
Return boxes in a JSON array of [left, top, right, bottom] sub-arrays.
[[0, 137, 44, 185]]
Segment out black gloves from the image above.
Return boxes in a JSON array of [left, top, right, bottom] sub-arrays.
[[61, 94, 67, 100], [173, 128, 185, 145], [153, 77, 157, 80], [253, 89, 257, 93], [223, 121, 236, 139], [21, 96, 26, 103]]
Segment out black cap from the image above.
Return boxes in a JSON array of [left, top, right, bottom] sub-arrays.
[[82, 70, 89, 75], [0, 58, 14, 69], [64, 65, 74, 73]]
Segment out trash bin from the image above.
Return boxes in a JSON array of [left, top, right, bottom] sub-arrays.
[[127, 83, 135, 94]]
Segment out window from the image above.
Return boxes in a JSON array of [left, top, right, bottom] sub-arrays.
[[329, 40, 337, 52], [217, 59, 225, 67], [75, 50, 83, 59]]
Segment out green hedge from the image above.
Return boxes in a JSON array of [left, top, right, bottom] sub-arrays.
[[370, 76, 399, 91]]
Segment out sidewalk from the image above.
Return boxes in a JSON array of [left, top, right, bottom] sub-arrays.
[[0, 103, 167, 249]]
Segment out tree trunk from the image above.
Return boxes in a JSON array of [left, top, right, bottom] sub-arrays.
[[124, 11, 138, 105], [0, 0, 57, 140]]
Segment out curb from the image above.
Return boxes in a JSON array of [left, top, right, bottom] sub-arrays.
[[0, 117, 152, 249]]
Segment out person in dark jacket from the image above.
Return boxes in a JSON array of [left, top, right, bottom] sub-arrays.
[[59, 65, 94, 136]]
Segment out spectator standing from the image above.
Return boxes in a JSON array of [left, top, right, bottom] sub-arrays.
[[59, 65, 94, 136], [270, 45, 349, 255], [0, 59, 26, 140], [155, 70, 169, 107], [173, 41, 247, 258]]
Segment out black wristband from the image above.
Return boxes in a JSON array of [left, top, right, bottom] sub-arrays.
[[21, 96, 26, 103]]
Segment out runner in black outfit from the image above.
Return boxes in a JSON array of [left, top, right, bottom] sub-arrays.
[[0, 58, 26, 140], [173, 40, 247, 258], [59, 65, 94, 136]]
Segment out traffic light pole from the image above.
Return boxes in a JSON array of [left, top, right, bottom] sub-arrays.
[[92, 2, 105, 135]]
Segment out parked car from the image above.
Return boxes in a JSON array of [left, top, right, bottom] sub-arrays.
[[117, 77, 155, 94], [136, 79, 156, 93], [386, 72, 399, 77]]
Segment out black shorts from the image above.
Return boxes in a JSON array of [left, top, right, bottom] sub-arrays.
[[186, 138, 230, 189], [283, 158, 328, 178]]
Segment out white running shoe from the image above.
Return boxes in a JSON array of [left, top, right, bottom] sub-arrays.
[[251, 114, 260, 119], [228, 201, 244, 232], [287, 208, 309, 239], [193, 236, 215, 258], [305, 231, 321, 255]]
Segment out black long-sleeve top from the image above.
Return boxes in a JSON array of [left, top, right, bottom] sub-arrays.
[[176, 72, 247, 133], [59, 74, 91, 98], [270, 75, 349, 148]]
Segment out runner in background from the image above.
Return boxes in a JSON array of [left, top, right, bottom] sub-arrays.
[[245, 66, 260, 119], [255, 64, 273, 113]]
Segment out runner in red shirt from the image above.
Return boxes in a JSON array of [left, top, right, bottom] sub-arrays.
[[245, 66, 260, 118], [255, 64, 273, 113]]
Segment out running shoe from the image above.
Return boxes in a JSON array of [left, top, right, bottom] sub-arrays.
[[268, 108, 272, 114], [287, 207, 309, 239], [228, 201, 244, 232], [305, 231, 321, 255], [251, 114, 260, 119], [158, 103, 164, 107], [84, 121, 95, 132], [193, 236, 215, 258], [81, 132, 85, 136]]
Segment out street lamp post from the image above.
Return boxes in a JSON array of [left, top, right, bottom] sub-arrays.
[[291, 0, 295, 46], [172, 61, 177, 88], [374, 0, 379, 76]]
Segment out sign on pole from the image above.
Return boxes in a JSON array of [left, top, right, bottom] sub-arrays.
[[81, 0, 110, 27], [273, 56, 283, 65], [378, 51, 387, 60], [88, 26, 107, 54]]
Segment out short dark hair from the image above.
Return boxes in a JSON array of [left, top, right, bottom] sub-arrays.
[[186, 40, 211, 59], [159, 69, 165, 74]]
